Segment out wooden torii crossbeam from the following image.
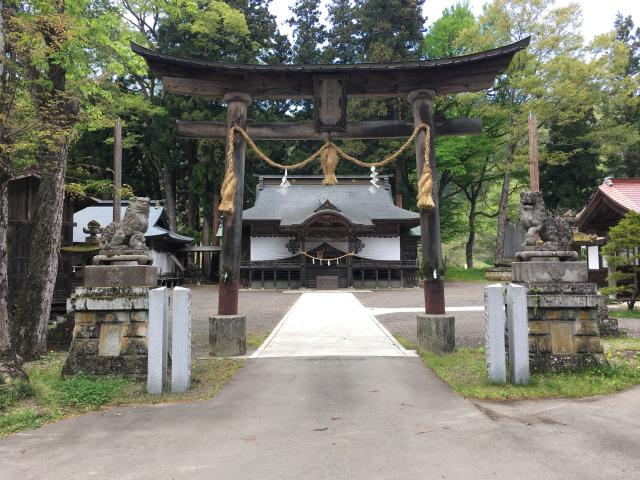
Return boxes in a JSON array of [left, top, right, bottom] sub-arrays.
[[133, 38, 530, 316]]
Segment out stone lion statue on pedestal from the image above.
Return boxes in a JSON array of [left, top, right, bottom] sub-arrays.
[[100, 197, 150, 251], [519, 191, 572, 248]]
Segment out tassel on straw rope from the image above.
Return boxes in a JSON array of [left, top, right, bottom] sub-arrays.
[[416, 126, 435, 210], [219, 123, 435, 214], [219, 127, 238, 214], [320, 143, 339, 185]]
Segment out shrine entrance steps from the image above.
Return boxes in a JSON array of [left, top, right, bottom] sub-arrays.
[[251, 292, 416, 358]]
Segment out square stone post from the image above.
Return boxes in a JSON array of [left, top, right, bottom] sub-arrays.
[[218, 92, 252, 315], [485, 284, 507, 383], [148, 286, 168, 394], [506, 283, 530, 384], [408, 89, 445, 314], [171, 287, 192, 393]]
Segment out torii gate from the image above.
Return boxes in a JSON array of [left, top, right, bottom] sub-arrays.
[[133, 38, 529, 318]]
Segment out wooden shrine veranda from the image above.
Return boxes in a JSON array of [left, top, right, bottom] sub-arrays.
[[133, 37, 529, 315]]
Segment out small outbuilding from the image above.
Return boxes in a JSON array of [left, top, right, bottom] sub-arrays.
[[7, 170, 94, 318], [576, 178, 640, 286]]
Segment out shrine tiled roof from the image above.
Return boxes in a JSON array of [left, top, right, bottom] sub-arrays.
[[597, 178, 640, 213], [243, 176, 419, 227], [576, 178, 640, 232]]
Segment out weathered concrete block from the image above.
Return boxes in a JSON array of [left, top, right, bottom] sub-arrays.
[[171, 287, 192, 393], [549, 322, 574, 354], [506, 284, 530, 385], [528, 320, 550, 335], [73, 324, 101, 339], [484, 284, 506, 384], [512, 261, 588, 283], [98, 324, 123, 356], [84, 265, 158, 287], [71, 287, 150, 311], [574, 320, 599, 336], [417, 314, 455, 355], [527, 294, 599, 309], [210, 315, 246, 357], [147, 287, 168, 394]]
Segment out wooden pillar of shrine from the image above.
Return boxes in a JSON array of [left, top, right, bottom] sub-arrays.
[[409, 90, 445, 315], [218, 92, 252, 315]]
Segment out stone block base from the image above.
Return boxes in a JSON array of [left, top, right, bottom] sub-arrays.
[[417, 314, 455, 354], [512, 261, 588, 283], [84, 265, 158, 287], [209, 315, 246, 357], [62, 285, 150, 378]]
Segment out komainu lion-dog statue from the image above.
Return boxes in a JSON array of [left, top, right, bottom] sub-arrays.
[[519, 191, 572, 248], [100, 196, 150, 251]]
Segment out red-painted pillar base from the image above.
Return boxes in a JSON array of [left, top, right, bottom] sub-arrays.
[[423, 279, 445, 315], [218, 281, 239, 315]]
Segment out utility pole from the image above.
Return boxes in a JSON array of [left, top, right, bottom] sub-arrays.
[[528, 111, 539, 192], [113, 118, 122, 222]]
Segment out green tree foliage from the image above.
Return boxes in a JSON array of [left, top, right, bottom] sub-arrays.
[[323, 0, 360, 64], [602, 211, 640, 309], [422, 1, 475, 59], [287, 0, 326, 64]]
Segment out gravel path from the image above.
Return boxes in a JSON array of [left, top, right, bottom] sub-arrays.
[[189, 286, 301, 358], [355, 281, 488, 348]]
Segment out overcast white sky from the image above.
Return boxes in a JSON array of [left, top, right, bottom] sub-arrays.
[[268, 0, 640, 42]]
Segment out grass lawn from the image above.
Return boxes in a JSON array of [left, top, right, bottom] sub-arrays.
[[247, 332, 270, 349], [0, 352, 245, 437], [395, 335, 640, 400], [609, 308, 640, 319], [443, 267, 487, 283]]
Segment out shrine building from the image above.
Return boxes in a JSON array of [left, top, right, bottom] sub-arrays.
[[241, 175, 420, 289]]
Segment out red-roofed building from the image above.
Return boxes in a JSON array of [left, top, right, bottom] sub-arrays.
[[576, 178, 640, 286]]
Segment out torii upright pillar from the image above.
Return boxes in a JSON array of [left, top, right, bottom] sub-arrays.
[[218, 92, 252, 315], [409, 90, 445, 314]]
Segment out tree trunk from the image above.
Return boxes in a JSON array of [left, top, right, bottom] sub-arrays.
[[495, 141, 515, 264], [13, 144, 68, 360], [186, 141, 198, 230], [212, 184, 220, 247], [394, 156, 403, 208], [163, 165, 177, 232], [202, 212, 211, 279], [0, 174, 26, 381], [148, 153, 178, 233], [466, 199, 477, 270]]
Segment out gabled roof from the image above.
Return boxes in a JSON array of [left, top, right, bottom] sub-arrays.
[[243, 176, 419, 227], [73, 202, 193, 244], [577, 178, 640, 232]]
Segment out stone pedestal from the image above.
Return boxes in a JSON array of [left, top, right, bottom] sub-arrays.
[[417, 314, 455, 354], [511, 260, 605, 371], [62, 265, 157, 377], [209, 315, 246, 357]]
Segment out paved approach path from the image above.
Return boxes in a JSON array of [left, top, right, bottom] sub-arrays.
[[1, 289, 639, 479], [253, 292, 415, 357], [1, 358, 638, 480]]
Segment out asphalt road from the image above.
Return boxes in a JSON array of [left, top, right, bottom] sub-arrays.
[[1, 357, 638, 480]]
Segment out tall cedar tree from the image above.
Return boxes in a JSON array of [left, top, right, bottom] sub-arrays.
[[10, 0, 80, 359], [0, 0, 26, 380], [323, 0, 360, 64], [351, 0, 424, 208], [612, 13, 640, 177], [287, 0, 326, 65]]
